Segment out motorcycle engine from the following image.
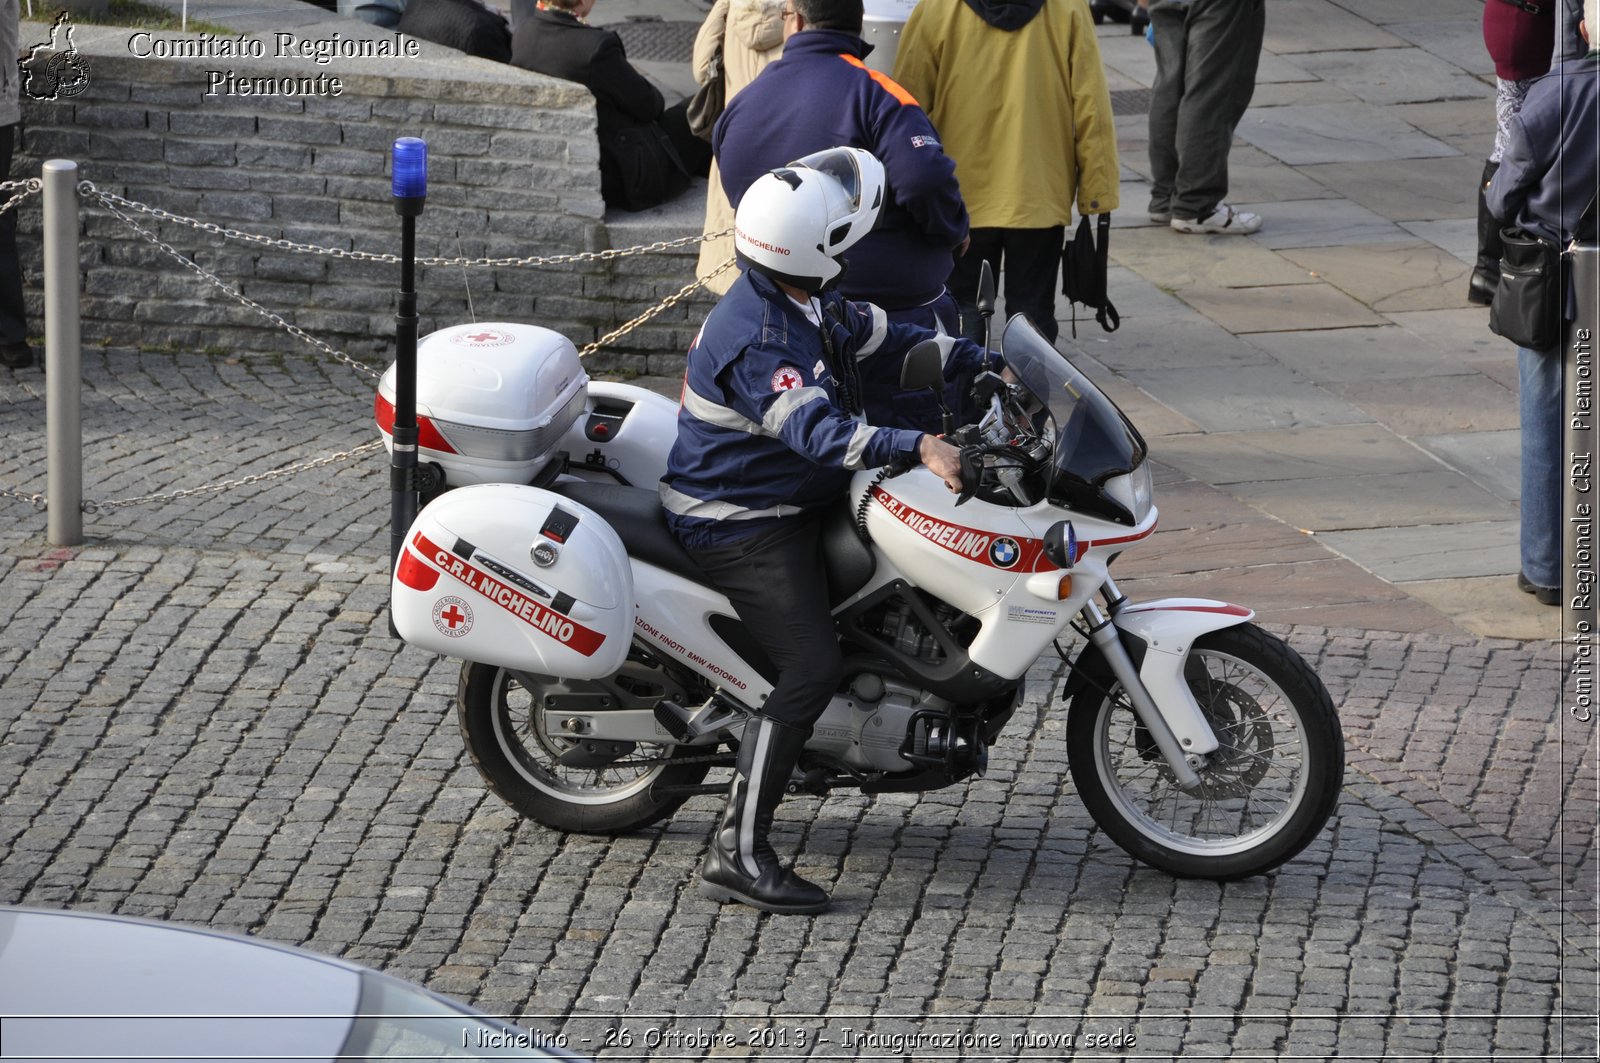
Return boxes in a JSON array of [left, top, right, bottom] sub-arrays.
[[808, 676, 945, 774]]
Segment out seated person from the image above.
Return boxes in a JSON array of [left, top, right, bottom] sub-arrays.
[[396, 0, 512, 63], [511, 0, 712, 211], [661, 148, 993, 914]]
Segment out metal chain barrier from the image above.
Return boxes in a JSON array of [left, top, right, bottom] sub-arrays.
[[85, 183, 386, 382], [7, 182, 732, 514], [0, 178, 41, 219], [0, 484, 48, 511], [80, 440, 387, 513], [580, 258, 734, 358], [80, 182, 732, 270]]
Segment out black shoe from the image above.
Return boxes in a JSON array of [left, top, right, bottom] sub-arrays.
[[1517, 571, 1561, 606], [1130, 7, 1149, 33], [1090, 0, 1131, 24], [0, 341, 32, 368], [1470, 158, 1501, 307], [1467, 267, 1497, 306], [700, 716, 829, 914]]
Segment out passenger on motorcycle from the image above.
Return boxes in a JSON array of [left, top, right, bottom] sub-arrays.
[[661, 147, 996, 914]]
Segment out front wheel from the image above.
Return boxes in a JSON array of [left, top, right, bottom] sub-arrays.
[[1066, 623, 1343, 880]]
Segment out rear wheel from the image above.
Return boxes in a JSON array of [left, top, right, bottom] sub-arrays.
[[1066, 623, 1343, 879], [457, 657, 711, 833]]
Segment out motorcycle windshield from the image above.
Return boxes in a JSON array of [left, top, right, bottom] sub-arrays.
[[1000, 315, 1148, 522]]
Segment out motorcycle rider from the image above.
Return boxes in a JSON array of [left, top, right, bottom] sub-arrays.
[[661, 147, 994, 914]]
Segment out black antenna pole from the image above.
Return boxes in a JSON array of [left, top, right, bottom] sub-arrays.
[[389, 137, 428, 601]]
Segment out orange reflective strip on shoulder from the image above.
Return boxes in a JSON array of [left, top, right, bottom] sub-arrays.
[[839, 53, 920, 106]]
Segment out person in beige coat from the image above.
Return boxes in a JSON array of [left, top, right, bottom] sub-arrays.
[[693, 0, 784, 293]]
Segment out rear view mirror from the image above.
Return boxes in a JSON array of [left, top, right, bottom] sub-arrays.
[[900, 339, 944, 392]]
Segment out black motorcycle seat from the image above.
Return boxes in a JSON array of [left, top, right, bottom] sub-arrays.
[[552, 480, 875, 606], [551, 479, 708, 586]]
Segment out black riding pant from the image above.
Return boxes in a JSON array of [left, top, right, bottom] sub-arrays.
[[687, 513, 843, 731]]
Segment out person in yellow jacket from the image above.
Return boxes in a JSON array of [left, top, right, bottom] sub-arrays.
[[692, 0, 786, 294], [893, 0, 1118, 344]]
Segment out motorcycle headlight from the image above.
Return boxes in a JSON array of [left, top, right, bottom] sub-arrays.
[[1102, 463, 1154, 525]]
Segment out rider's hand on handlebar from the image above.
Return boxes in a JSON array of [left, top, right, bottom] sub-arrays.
[[919, 434, 964, 493]]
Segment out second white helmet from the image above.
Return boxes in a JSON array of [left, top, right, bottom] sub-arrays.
[[733, 147, 886, 293]]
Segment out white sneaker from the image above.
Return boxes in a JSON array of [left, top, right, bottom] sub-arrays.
[[1148, 208, 1172, 224], [1171, 203, 1262, 235]]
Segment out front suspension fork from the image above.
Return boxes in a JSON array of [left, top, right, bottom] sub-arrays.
[[1080, 594, 1206, 790]]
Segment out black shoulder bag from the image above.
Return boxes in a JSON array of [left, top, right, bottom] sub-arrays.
[[1060, 212, 1120, 338], [1490, 194, 1597, 350]]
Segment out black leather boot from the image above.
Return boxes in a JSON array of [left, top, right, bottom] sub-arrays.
[[700, 716, 829, 914], [1469, 158, 1501, 306]]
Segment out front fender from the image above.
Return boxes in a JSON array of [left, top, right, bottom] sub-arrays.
[[1111, 598, 1255, 756]]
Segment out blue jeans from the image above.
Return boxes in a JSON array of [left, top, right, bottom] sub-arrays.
[[1519, 344, 1563, 588]]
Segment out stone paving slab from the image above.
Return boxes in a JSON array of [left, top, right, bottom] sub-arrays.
[[1317, 521, 1522, 582], [1401, 218, 1480, 265], [1176, 283, 1390, 334], [1118, 361, 1373, 433], [1382, 307, 1519, 365], [1279, 242, 1476, 313], [1385, 18, 1501, 79], [1390, 97, 1501, 142], [1297, 155, 1491, 222], [1328, 0, 1488, 23], [1223, 469, 1518, 532], [1241, 324, 1473, 383], [1263, 0, 1412, 53], [1239, 198, 1414, 250], [1154, 423, 1439, 484], [1415, 429, 1522, 501], [1323, 373, 1520, 436], [1080, 313, 1279, 373], [1290, 47, 1490, 107], [1235, 103, 1459, 166], [1224, 144, 1350, 205], [1398, 575, 1564, 643], [1108, 227, 1319, 291]]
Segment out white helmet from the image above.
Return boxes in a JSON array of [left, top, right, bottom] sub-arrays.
[[733, 147, 886, 293]]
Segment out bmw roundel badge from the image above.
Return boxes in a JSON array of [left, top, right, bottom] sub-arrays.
[[989, 536, 1021, 569]]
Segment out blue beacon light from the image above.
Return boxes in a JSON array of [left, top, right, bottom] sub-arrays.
[[392, 137, 428, 205]]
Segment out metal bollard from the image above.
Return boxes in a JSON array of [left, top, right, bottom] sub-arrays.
[[43, 159, 81, 547], [1565, 243, 1598, 720]]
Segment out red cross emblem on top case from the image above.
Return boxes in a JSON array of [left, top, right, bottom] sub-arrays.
[[771, 366, 804, 392], [467, 332, 499, 343], [440, 604, 466, 628]]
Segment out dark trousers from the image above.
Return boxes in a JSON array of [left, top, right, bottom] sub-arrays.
[[1147, 0, 1264, 221], [661, 99, 713, 178], [950, 226, 1064, 346], [0, 124, 25, 346], [687, 513, 843, 731]]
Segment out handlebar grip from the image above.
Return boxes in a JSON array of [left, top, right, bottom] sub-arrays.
[[883, 453, 916, 478], [955, 445, 982, 506]]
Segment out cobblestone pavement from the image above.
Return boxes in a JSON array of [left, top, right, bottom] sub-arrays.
[[2, 352, 1598, 1060]]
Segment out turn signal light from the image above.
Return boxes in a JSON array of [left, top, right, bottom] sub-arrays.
[[1055, 574, 1073, 600]]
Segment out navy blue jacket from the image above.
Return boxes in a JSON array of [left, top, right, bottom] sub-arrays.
[[1489, 56, 1599, 246], [662, 271, 988, 550], [1488, 56, 1599, 320], [712, 30, 969, 311]]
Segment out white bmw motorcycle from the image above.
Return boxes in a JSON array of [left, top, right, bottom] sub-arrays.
[[379, 314, 1343, 881]]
